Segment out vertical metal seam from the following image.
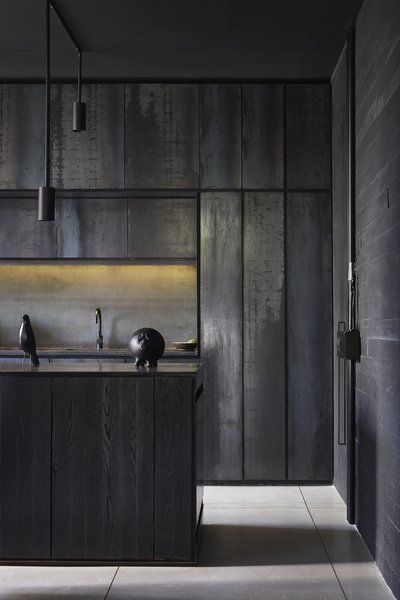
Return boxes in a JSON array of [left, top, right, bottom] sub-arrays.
[[198, 84, 201, 190], [283, 83, 289, 481], [329, 80, 334, 479], [241, 84, 245, 481]]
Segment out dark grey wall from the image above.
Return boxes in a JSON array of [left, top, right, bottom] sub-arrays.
[[331, 46, 349, 502], [0, 82, 332, 483], [354, 0, 400, 597]]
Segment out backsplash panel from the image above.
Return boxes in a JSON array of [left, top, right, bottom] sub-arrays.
[[0, 264, 197, 350]]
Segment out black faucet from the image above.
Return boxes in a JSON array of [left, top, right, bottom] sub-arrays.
[[95, 307, 103, 350]]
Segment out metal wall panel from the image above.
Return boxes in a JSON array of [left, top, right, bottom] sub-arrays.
[[242, 84, 284, 188], [200, 192, 242, 480], [286, 84, 331, 189], [200, 84, 241, 188], [125, 84, 199, 188], [51, 84, 124, 188], [56, 197, 127, 258], [243, 192, 285, 480], [287, 192, 332, 480], [0, 198, 55, 258], [0, 84, 44, 189], [128, 197, 196, 258]]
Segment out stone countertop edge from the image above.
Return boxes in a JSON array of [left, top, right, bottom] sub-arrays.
[[0, 361, 204, 389], [0, 348, 198, 359]]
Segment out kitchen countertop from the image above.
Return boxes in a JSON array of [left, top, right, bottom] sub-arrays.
[[0, 361, 204, 384], [0, 347, 198, 359]]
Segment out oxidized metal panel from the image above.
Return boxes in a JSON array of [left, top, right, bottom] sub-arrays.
[[242, 84, 284, 188], [0, 84, 44, 188], [125, 84, 199, 188], [243, 192, 285, 480], [0, 198, 55, 258], [286, 84, 331, 189], [200, 84, 241, 188], [51, 84, 124, 189], [56, 197, 127, 258], [200, 192, 242, 480], [128, 197, 196, 258], [287, 192, 332, 480]]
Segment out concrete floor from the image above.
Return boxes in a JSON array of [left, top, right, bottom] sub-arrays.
[[0, 486, 394, 600]]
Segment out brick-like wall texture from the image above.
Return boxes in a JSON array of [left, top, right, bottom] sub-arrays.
[[355, 0, 400, 596]]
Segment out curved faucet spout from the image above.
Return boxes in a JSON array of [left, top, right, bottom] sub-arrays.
[[95, 307, 103, 350]]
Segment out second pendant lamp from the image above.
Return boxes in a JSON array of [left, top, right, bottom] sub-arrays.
[[38, 0, 86, 221]]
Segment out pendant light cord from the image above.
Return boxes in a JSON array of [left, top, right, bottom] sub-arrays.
[[44, 0, 51, 188]]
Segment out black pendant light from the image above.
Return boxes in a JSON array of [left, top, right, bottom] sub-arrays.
[[38, 0, 55, 221], [38, 1, 86, 221], [50, 1, 86, 132], [73, 51, 86, 132]]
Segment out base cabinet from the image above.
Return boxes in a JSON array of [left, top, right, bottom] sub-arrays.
[[52, 377, 154, 560], [0, 373, 203, 563], [0, 377, 51, 559]]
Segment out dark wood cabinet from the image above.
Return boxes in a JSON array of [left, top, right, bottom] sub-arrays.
[[0, 367, 203, 563], [52, 377, 154, 560], [0, 377, 51, 559], [155, 377, 193, 560]]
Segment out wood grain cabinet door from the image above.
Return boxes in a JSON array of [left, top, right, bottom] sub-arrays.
[[0, 376, 51, 559], [52, 376, 154, 560], [154, 377, 194, 560]]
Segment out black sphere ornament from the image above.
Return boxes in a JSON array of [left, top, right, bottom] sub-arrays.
[[128, 328, 165, 367]]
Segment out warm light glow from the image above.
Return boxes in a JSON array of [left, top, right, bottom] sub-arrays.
[[0, 264, 197, 349]]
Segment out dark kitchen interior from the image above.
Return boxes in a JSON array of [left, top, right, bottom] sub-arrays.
[[0, 0, 398, 598]]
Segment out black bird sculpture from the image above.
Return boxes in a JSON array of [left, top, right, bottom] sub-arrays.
[[19, 314, 40, 366]]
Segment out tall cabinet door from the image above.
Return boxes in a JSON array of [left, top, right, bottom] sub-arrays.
[[52, 376, 154, 560], [200, 192, 243, 481], [243, 192, 286, 480], [287, 193, 332, 480], [0, 377, 51, 559]]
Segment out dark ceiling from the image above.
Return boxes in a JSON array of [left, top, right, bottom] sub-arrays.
[[0, 0, 363, 81]]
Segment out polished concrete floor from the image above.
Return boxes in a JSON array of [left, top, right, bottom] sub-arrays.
[[0, 486, 394, 600]]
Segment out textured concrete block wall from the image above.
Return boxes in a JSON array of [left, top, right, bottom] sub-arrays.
[[355, 0, 400, 596]]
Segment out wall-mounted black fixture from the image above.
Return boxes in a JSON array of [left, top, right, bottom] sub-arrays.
[[50, 1, 86, 131], [38, 0, 55, 221]]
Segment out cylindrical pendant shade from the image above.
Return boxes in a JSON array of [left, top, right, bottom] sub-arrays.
[[38, 186, 55, 221], [73, 100, 86, 132]]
